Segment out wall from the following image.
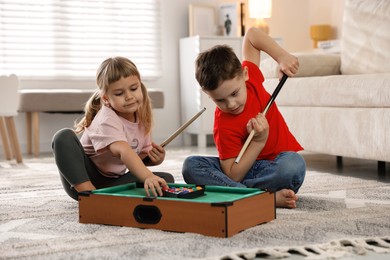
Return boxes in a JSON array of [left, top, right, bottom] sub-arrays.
[[2, 0, 344, 157], [246, 0, 345, 52]]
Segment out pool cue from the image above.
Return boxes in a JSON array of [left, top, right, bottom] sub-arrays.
[[160, 107, 206, 147], [142, 107, 206, 164], [235, 74, 288, 164]]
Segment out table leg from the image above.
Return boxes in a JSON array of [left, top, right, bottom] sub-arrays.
[[26, 112, 32, 155], [5, 116, 23, 163], [32, 112, 40, 157], [0, 117, 12, 160]]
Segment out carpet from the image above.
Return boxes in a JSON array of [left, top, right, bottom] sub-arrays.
[[1, 148, 390, 260]]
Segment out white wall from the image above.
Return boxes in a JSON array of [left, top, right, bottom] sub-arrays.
[[4, 0, 344, 156]]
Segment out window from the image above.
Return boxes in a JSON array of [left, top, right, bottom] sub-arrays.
[[0, 0, 162, 79]]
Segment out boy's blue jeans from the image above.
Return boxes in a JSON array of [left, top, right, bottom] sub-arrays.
[[182, 152, 306, 193]]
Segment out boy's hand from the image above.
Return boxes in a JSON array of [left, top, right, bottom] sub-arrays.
[[247, 113, 269, 143], [278, 53, 299, 79], [147, 142, 165, 165], [144, 175, 167, 197]]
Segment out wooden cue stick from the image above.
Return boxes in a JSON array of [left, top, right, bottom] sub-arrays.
[[160, 107, 206, 147], [235, 74, 288, 164]]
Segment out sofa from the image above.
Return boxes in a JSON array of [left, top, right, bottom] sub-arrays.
[[260, 0, 390, 173]]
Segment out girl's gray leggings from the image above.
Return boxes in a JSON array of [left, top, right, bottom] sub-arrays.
[[51, 128, 174, 200]]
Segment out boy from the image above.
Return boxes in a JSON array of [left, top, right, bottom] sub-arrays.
[[182, 27, 306, 208]]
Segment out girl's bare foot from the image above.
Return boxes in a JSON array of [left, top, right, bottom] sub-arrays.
[[275, 189, 298, 208], [74, 181, 96, 192]]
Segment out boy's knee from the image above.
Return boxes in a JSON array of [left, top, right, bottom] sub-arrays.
[[296, 154, 306, 180], [182, 156, 202, 183], [277, 153, 306, 189], [288, 153, 306, 192], [281, 152, 306, 175], [184, 155, 201, 165], [182, 156, 196, 175]]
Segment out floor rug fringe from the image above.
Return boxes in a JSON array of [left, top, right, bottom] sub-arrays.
[[213, 236, 390, 260]]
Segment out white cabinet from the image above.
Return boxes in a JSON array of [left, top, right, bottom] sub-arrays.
[[179, 36, 243, 147]]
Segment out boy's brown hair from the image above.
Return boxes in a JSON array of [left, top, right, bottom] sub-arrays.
[[195, 45, 243, 91]]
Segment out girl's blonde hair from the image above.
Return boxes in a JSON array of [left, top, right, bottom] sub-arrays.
[[74, 56, 153, 134]]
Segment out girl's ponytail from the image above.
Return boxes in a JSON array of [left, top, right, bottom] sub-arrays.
[[74, 90, 102, 134], [139, 82, 153, 134]]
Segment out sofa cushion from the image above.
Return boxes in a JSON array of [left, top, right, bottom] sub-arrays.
[[260, 53, 341, 78], [341, 0, 390, 74], [18, 88, 164, 112], [263, 73, 390, 107]]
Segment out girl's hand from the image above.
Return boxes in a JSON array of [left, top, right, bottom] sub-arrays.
[[144, 175, 167, 197], [247, 113, 269, 143], [278, 53, 299, 79], [147, 142, 165, 165]]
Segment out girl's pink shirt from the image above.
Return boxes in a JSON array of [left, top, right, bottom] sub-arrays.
[[80, 105, 152, 177]]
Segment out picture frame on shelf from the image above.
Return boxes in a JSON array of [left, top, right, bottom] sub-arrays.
[[188, 4, 216, 37], [218, 2, 242, 37]]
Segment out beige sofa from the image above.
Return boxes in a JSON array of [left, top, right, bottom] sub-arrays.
[[261, 0, 390, 173]]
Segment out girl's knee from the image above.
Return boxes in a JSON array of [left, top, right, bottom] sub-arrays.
[[52, 128, 76, 148], [156, 172, 175, 183]]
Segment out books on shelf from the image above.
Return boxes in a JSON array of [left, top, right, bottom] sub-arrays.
[[317, 40, 341, 53]]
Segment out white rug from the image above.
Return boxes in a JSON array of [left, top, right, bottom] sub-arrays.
[[1, 149, 390, 259]]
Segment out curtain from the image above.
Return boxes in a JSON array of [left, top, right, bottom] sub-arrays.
[[0, 0, 162, 79]]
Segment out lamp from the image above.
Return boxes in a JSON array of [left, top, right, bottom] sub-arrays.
[[310, 24, 332, 48], [248, 0, 272, 34]]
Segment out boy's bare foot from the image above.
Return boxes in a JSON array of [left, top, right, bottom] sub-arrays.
[[275, 189, 298, 209]]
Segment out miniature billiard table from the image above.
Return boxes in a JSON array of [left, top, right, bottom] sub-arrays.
[[78, 183, 275, 238]]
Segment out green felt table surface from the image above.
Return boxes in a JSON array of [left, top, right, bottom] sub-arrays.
[[92, 183, 265, 203]]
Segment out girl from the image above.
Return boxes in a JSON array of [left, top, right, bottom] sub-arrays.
[[52, 56, 174, 201]]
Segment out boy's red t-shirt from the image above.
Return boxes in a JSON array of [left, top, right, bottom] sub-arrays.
[[214, 60, 303, 160]]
